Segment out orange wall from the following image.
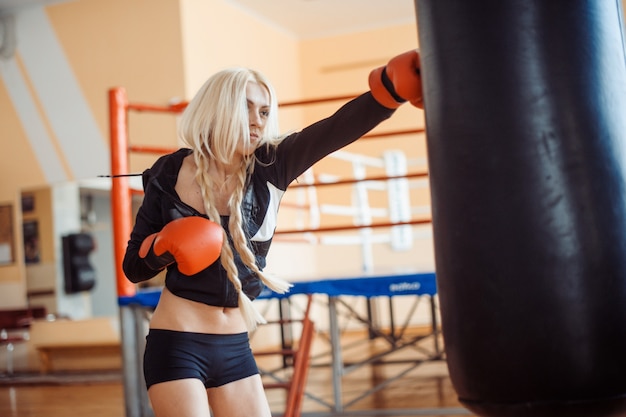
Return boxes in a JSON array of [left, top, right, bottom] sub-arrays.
[[179, 0, 301, 100], [0, 80, 46, 190], [47, 0, 187, 177]]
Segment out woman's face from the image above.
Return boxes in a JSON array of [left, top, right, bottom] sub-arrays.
[[237, 81, 270, 157]]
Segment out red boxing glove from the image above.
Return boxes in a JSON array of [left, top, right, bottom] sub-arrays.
[[369, 49, 423, 109], [139, 216, 223, 276]]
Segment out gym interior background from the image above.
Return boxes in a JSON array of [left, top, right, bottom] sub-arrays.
[[3, 8, 626, 415]]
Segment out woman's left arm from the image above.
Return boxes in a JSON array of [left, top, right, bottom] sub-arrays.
[[274, 49, 423, 186], [274, 92, 395, 186]]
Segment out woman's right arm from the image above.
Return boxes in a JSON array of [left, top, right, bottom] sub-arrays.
[[122, 182, 165, 283]]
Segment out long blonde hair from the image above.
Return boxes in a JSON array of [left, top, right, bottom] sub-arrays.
[[178, 68, 291, 330]]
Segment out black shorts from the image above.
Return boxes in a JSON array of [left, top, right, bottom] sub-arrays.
[[143, 329, 259, 389]]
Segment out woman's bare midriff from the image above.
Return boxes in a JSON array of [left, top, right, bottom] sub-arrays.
[[149, 287, 248, 334]]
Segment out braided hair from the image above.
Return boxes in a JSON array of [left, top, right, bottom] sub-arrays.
[[177, 68, 291, 330]]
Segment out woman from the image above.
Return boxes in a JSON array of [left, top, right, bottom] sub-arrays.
[[122, 50, 422, 417]]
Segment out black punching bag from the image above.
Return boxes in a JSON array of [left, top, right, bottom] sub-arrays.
[[415, 1, 626, 416], [63, 232, 96, 294]]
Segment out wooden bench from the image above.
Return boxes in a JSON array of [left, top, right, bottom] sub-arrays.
[[30, 317, 121, 374], [36, 341, 121, 374]]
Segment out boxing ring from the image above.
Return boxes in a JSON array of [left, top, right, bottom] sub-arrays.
[[108, 88, 471, 417]]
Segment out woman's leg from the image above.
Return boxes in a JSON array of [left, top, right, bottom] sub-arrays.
[[207, 374, 271, 417], [148, 378, 212, 417]]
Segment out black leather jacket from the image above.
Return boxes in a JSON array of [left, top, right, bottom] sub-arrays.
[[122, 92, 395, 307]]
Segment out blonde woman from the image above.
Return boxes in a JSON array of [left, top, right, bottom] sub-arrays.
[[122, 50, 422, 417]]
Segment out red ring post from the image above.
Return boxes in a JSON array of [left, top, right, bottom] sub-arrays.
[[109, 87, 136, 298]]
